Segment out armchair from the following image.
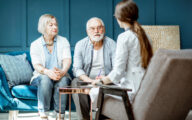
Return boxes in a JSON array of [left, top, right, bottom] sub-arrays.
[[95, 49, 192, 120]]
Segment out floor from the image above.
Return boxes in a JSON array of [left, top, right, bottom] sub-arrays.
[[0, 111, 79, 120], [186, 111, 192, 120], [0, 110, 191, 120]]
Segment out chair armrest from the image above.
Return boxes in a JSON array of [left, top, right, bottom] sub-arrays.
[[97, 84, 132, 93], [95, 85, 134, 120], [0, 78, 15, 110], [0, 66, 16, 110]]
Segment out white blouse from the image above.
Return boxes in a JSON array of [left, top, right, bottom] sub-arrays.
[[108, 29, 145, 95], [30, 35, 71, 82], [89, 30, 146, 104]]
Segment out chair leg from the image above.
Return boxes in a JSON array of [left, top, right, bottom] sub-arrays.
[[95, 88, 104, 120], [122, 91, 134, 120], [9, 110, 18, 120], [95, 87, 134, 120]]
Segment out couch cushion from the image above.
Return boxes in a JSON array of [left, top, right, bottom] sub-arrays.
[[5, 51, 33, 70], [11, 85, 37, 100], [0, 53, 33, 88]]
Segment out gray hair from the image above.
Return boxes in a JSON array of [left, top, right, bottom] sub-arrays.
[[38, 14, 58, 34], [86, 17, 105, 30]]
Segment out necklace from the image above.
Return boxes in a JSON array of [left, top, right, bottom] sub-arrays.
[[45, 41, 54, 46]]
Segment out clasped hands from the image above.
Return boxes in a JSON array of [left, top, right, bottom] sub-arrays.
[[44, 67, 65, 81]]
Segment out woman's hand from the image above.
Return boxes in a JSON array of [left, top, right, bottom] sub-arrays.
[[93, 76, 113, 85], [93, 75, 106, 85], [53, 67, 65, 80], [44, 69, 60, 81], [92, 79, 102, 86], [102, 76, 112, 84], [95, 75, 105, 80]]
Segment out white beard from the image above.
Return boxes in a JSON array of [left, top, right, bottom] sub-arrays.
[[91, 34, 104, 42]]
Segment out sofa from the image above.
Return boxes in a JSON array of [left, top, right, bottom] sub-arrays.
[[0, 51, 76, 116]]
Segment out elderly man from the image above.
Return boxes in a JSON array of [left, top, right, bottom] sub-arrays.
[[72, 17, 116, 120]]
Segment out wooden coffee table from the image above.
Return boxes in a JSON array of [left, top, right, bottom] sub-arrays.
[[59, 86, 93, 120]]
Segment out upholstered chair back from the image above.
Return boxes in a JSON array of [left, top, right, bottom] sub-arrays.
[[133, 49, 192, 120]]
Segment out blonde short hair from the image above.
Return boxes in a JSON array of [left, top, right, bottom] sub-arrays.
[[38, 14, 58, 34], [86, 17, 105, 30]]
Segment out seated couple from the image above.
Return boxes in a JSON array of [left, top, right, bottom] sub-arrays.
[[30, 14, 116, 120], [30, 1, 153, 119]]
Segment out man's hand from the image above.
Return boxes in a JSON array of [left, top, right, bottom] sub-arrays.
[[79, 75, 94, 83]]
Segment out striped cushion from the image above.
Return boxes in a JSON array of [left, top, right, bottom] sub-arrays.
[[0, 53, 33, 88]]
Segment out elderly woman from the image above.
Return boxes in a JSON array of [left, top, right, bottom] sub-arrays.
[[30, 14, 71, 120]]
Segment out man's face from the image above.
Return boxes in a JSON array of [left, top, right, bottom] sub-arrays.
[[45, 18, 58, 37], [87, 19, 105, 42]]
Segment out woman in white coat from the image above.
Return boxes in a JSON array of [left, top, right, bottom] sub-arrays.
[[91, 0, 153, 110]]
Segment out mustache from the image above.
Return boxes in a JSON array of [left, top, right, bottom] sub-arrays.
[[94, 33, 102, 36]]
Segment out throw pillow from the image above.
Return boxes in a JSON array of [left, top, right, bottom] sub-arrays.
[[0, 53, 33, 88]]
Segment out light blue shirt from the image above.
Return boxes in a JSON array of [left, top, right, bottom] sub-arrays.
[[30, 35, 72, 82], [41, 37, 59, 70], [72, 36, 116, 78]]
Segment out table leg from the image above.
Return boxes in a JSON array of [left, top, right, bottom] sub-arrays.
[[69, 94, 71, 120], [59, 93, 61, 120]]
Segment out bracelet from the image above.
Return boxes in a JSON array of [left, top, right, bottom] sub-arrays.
[[42, 68, 47, 74], [40, 68, 44, 74]]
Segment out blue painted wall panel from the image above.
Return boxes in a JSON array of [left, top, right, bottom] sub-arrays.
[[0, 0, 25, 47], [113, 0, 156, 40], [27, 0, 65, 46], [156, 0, 192, 48], [69, 0, 113, 47], [135, 0, 155, 25], [0, 0, 192, 53]]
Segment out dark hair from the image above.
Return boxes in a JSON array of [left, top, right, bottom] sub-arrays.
[[115, 0, 153, 69]]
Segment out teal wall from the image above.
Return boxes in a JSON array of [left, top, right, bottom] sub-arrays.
[[0, 0, 192, 53]]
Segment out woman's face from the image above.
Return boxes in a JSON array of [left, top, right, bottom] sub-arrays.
[[45, 18, 58, 37], [117, 19, 124, 28]]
